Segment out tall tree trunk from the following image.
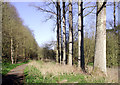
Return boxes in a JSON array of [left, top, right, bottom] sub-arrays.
[[78, 0, 85, 70], [94, 1, 107, 74], [56, 1, 59, 63], [0, 1, 2, 64], [58, 2, 62, 64], [114, 0, 116, 28], [68, 0, 73, 66], [80, 1, 85, 70], [118, 2, 120, 25], [62, 1, 66, 65], [11, 38, 14, 64], [78, 0, 81, 68]]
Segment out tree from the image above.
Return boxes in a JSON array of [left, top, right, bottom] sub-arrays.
[[56, 1, 59, 63], [68, 0, 73, 66], [0, 1, 2, 61], [2, 2, 39, 63], [58, 2, 62, 64], [94, 0, 107, 74], [78, 0, 85, 70], [62, 1, 66, 65], [114, 0, 116, 28], [78, 0, 81, 68]]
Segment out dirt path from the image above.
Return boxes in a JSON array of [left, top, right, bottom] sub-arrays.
[[2, 64, 28, 85]]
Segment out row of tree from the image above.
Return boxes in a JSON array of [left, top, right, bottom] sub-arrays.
[[2, 2, 38, 64], [56, 0, 107, 73], [33, 0, 119, 75]]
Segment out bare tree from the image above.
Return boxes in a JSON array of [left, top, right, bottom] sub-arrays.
[[68, 0, 73, 66], [62, 1, 66, 65], [56, 1, 59, 63], [94, 0, 107, 74], [58, 2, 62, 64], [78, 0, 85, 70], [114, 0, 116, 28], [78, 0, 81, 68]]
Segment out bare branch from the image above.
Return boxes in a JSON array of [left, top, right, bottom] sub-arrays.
[[84, 6, 96, 17], [83, 5, 96, 10], [30, 5, 57, 15], [51, 0, 57, 8], [84, 2, 91, 6], [97, 1, 107, 16], [43, 15, 56, 22]]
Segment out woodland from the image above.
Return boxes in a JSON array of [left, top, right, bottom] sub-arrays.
[[1, 0, 119, 84]]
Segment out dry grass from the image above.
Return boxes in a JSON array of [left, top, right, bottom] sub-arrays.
[[27, 60, 119, 83], [107, 67, 118, 83], [86, 65, 119, 83], [28, 60, 84, 76]]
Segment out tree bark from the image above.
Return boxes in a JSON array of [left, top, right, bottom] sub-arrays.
[[78, 0, 85, 70], [94, 0, 107, 74], [80, 1, 85, 70], [114, 0, 116, 28], [11, 38, 14, 64], [62, 1, 66, 65], [58, 2, 62, 64], [78, 0, 81, 68], [56, 1, 59, 63], [68, 0, 73, 66]]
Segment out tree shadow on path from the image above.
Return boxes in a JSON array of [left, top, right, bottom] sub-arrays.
[[2, 64, 27, 85], [2, 74, 24, 85]]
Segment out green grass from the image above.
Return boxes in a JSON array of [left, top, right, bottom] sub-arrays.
[[2, 60, 29, 75], [24, 65, 106, 83], [88, 62, 93, 66]]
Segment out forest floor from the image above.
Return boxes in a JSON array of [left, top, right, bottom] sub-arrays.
[[24, 60, 119, 83], [2, 64, 28, 85]]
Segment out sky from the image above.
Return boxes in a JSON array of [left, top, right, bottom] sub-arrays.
[[10, 2, 118, 47], [11, 2, 56, 47]]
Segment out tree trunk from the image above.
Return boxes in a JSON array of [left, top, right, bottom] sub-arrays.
[[94, 1, 107, 74], [80, 1, 85, 70], [58, 2, 62, 64], [56, 1, 59, 63], [11, 38, 14, 64], [78, 0, 85, 70], [118, 2, 120, 25], [68, 0, 73, 66], [78, 0, 81, 68], [62, 1, 66, 65], [114, 0, 116, 28]]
